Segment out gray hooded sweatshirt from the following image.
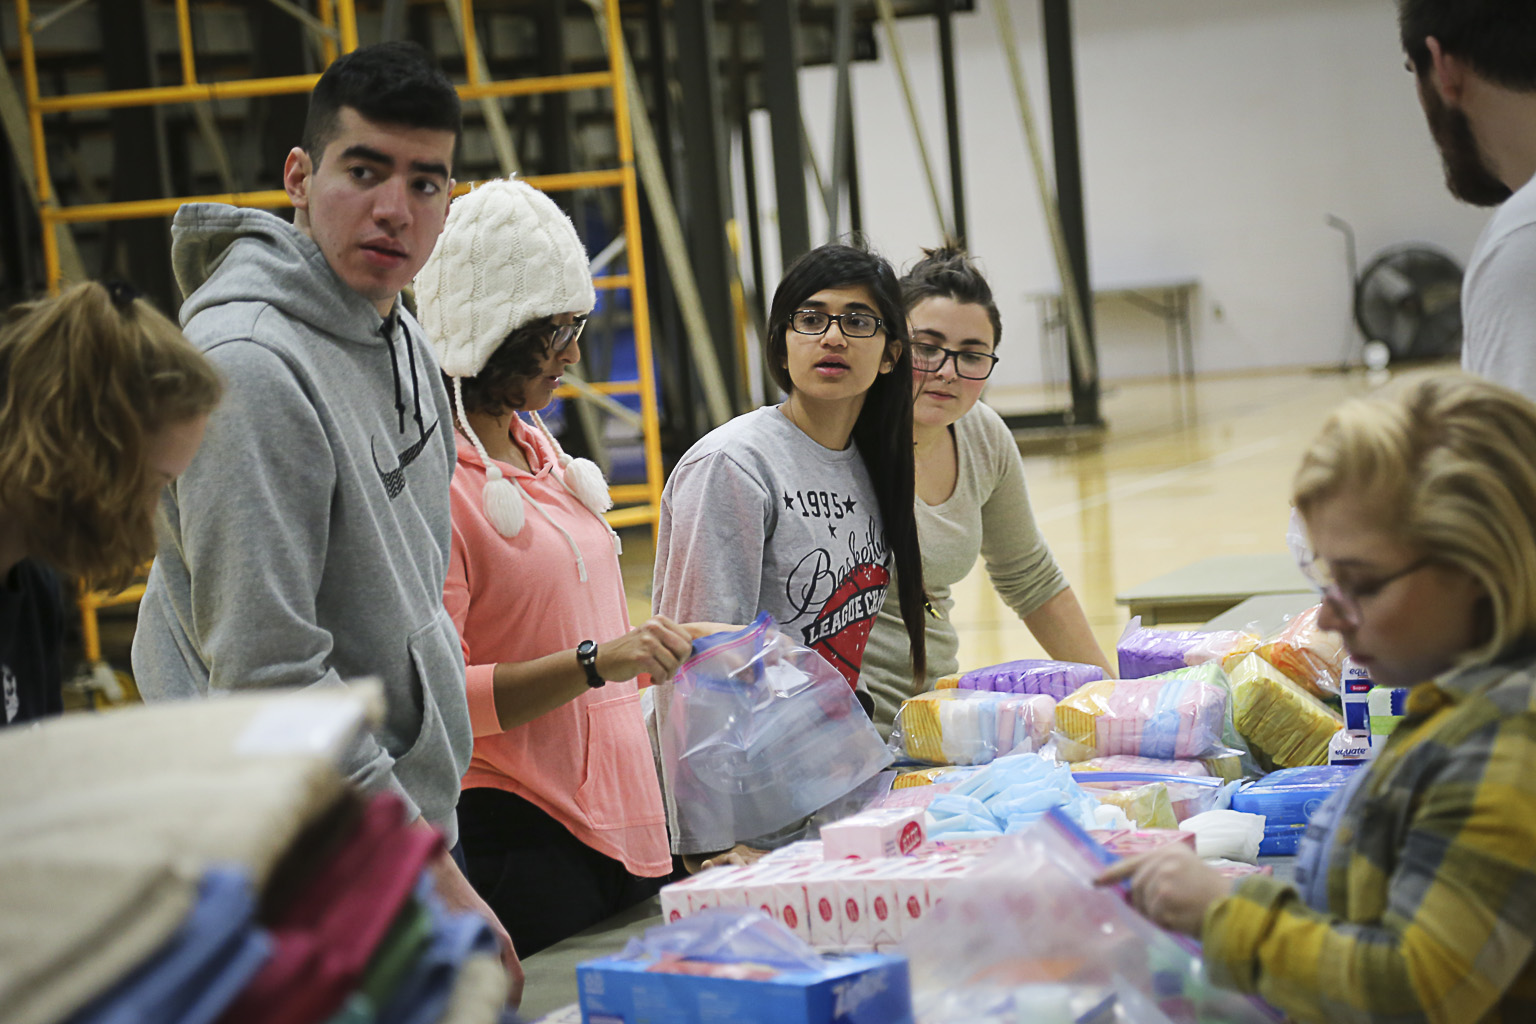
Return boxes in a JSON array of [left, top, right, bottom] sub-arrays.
[[133, 204, 472, 843]]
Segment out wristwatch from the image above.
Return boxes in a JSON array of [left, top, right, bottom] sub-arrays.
[[576, 640, 605, 688]]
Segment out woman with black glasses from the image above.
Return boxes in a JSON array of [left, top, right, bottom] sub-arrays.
[[652, 242, 929, 862], [861, 246, 1111, 738]]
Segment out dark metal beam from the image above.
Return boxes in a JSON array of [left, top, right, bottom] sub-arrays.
[[936, 0, 965, 245], [675, 0, 743, 411], [1042, 0, 1099, 426], [99, 0, 175, 308], [759, 0, 811, 266]]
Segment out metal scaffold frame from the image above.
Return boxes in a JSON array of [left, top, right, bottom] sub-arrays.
[[13, 0, 667, 667]]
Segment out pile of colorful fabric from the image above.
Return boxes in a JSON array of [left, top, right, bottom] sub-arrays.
[[0, 688, 511, 1024]]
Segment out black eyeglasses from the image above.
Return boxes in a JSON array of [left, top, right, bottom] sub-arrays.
[[912, 341, 999, 380], [788, 309, 885, 339], [1298, 552, 1435, 629], [541, 317, 588, 354]]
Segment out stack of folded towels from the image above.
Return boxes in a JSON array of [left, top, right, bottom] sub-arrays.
[[0, 687, 510, 1024]]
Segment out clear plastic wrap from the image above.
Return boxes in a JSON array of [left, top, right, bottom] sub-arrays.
[[923, 753, 1103, 837], [889, 689, 1056, 767], [1052, 664, 1230, 762], [1071, 772, 1235, 824], [1228, 652, 1343, 770], [618, 906, 825, 971], [1071, 755, 1212, 777], [1117, 616, 1260, 680], [937, 658, 1108, 700], [661, 614, 893, 852], [905, 810, 1282, 1024], [1254, 603, 1345, 699]]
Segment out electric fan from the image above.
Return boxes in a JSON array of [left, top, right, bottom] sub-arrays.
[[1354, 245, 1464, 361], [1328, 216, 1465, 365]]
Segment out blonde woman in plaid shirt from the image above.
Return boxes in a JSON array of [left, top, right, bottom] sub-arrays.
[[1101, 374, 1536, 1023]]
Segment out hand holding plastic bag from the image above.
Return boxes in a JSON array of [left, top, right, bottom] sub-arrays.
[[905, 810, 1282, 1024], [660, 614, 893, 853]]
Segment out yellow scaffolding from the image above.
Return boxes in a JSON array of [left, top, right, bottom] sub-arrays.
[[15, 0, 667, 660]]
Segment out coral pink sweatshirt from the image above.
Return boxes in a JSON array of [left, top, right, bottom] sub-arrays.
[[443, 419, 669, 877]]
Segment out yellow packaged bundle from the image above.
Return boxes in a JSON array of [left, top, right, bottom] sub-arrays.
[[1229, 652, 1342, 769], [935, 674, 962, 690], [893, 766, 954, 789], [898, 691, 951, 764]]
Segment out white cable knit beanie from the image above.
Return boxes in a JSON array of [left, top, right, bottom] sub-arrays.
[[414, 179, 612, 544], [416, 178, 597, 376]]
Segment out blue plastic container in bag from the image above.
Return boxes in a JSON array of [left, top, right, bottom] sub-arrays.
[[1232, 765, 1361, 855]]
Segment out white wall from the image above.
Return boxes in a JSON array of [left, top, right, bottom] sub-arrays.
[[773, 0, 1490, 388]]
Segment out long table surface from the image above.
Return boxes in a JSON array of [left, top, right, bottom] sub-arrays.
[[518, 593, 1317, 1018]]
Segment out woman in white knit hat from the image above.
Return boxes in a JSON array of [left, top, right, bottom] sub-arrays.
[[415, 179, 719, 955]]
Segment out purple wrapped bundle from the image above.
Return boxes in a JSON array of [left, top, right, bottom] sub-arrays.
[[956, 659, 1106, 701], [1117, 616, 1259, 679]]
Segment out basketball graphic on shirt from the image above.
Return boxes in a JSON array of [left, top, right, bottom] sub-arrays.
[[802, 561, 890, 689]]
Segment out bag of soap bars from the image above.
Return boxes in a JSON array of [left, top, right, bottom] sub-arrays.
[[1228, 652, 1342, 770], [890, 689, 1056, 767], [1253, 603, 1345, 699], [936, 659, 1108, 701], [905, 809, 1282, 1024], [1053, 664, 1229, 762], [1117, 617, 1259, 679], [661, 613, 893, 852]]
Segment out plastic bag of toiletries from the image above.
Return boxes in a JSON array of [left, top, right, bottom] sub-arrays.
[[905, 810, 1283, 1024], [890, 689, 1056, 766], [1117, 616, 1260, 680], [937, 658, 1108, 700], [661, 614, 893, 852], [1053, 664, 1230, 762], [1072, 754, 1212, 777], [1072, 772, 1235, 825], [1254, 603, 1345, 699]]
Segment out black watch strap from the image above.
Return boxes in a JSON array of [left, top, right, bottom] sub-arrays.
[[576, 639, 605, 688]]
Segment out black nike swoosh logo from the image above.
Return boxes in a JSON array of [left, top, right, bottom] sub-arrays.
[[371, 420, 439, 500]]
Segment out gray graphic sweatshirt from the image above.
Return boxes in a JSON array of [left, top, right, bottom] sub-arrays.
[[133, 205, 472, 843]]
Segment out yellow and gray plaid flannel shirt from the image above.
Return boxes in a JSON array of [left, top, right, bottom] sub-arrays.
[[1203, 648, 1536, 1024]]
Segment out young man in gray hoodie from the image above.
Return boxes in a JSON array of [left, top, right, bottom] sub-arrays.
[[131, 42, 521, 998]]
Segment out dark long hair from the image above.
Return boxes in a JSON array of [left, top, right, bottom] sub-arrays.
[[901, 245, 1003, 348], [767, 243, 927, 684]]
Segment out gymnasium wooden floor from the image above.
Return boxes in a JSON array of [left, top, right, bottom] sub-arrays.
[[618, 362, 1452, 670]]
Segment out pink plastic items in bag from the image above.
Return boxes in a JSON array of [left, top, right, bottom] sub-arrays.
[[950, 659, 1107, 701], [1117, 617, 1258, 680], [1072, 755, 1212, 778], [904, 810, 1282, 1023], [1054, 667, 1228, 761]]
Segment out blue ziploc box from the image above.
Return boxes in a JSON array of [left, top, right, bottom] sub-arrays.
[[577, 951, 913, 1024], [1231, 765, 1361, 829]]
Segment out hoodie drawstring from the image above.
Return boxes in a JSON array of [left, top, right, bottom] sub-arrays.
[[381, 315, 425, 437], [381, 318, 406, 434]]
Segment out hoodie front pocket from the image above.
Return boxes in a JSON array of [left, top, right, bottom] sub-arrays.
[[575, 691, 667, 831], [393, 615, 468, 787]]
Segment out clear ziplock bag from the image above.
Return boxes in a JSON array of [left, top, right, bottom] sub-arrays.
[[661, 613, 893, 853], [905, 809, 1282, 1024]]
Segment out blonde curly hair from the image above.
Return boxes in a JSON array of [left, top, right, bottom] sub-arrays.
[[0, 282, 222, 590]]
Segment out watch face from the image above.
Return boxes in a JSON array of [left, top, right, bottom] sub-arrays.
[[578, 640, 596, 662]]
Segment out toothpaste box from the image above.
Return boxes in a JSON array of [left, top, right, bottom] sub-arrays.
[[1328, 729, 1372, 766], [773, 866, 815, 945], [578, 949, 914, 1024], [1341, 658, 1373, 733], [742, 864, 793, 920], [821, 808, 927, 861], [835, 870, 873, 952]]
